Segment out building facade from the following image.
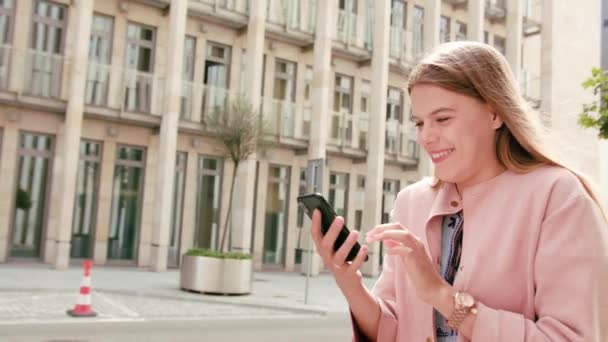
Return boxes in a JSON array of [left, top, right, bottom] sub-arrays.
[[1, 0, 591, 277]]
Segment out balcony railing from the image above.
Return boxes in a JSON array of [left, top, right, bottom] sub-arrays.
[[260, 97, 311, 140], [83, 62, 165, 115], [485, 0, 506, 21], [385, 119, 419, 161], [389, 26, 414, 63], [0, 44, 11, 90], [23, 49, 65, 99], [191, 0, 249, 15], [123, 69, 164, 115], [335, 10, 373, 51], [266, 0, 317, 34], [180, 83, 235, 125], [328, 111, 369, 151]]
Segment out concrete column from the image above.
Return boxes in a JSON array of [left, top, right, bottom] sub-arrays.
[[423, 0, 441, 52], [179, 150, 198, 257], [229, 0, 267, 254], [360, 0, 391, 278], [0, 123, 18, 262], [51, 0, 94, 269], [506, 0, 523, 80], [8, 0, 32, 93], [149, 0, 188, 272], [468, 0, 484, 41], [93, 139, 116, 265]]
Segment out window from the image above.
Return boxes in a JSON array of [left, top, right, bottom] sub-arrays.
[[108, 145, 146, 261], [295, 168, 307, 265], [180, 36, 196, 118], [168, 152, 187, 267], [440, 15, 451, 43], [301, 65, 313, 137], [71, 141, 102, 259], [203, 41, 231, 119], [334, 74, 353, 113], [391, 0, 407, 29], [124, 22, 156, 113], [413, 6, 424, 56], [494, 35, 506, 55], [304, 65, 313, 102], [329, 172, 349, 220], [264, 165, 291, 266], [194, 156, 223, 250], [273, 58, 296, 102], [359, 80, 371, 150], [484, 31, 489, 44], [27, 0, 68, 98], [455, 21, 467, 41], [86, 14, 114, 106], [0, 0, 14, 89], [386, 87, 404, 153]]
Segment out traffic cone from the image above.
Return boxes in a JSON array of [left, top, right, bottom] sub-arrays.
[[67, 260, 97, 317]]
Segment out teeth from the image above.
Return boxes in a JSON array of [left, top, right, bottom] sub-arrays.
[[431, 150, 453, 159]]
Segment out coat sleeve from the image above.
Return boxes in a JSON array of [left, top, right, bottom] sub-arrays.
[[471, 195, 608, 341], [352, 253, 400, 342]]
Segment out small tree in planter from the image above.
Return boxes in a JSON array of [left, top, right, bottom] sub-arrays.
[[579, 67, 608, 139], [181, 95, 267, 295]]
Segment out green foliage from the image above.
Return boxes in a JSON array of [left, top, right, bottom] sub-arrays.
[[15, 188, 33, 210], [579, 67, 608, 139], [185, 248, 252, 260]]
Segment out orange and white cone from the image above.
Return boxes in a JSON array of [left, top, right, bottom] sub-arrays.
[[67, 260, 97, 317]]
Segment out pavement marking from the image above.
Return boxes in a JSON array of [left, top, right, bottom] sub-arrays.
[[0, 317, 146, 325], [95, 292, 140, 318]]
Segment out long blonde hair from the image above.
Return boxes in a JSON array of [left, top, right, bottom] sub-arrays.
[[407, 41, 606, 215]]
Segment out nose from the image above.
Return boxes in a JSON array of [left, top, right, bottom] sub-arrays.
[[417, 124, 439, 147]]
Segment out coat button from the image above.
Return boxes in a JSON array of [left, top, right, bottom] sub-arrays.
[[450, 200, 459, 207], [426, 337, 433, 342]]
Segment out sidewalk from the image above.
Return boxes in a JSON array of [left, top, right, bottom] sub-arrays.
[[0, 263, 379, 324]]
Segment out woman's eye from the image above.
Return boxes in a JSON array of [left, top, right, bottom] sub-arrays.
[[437, 117, 451, 123], [414, 122, 423, 127]]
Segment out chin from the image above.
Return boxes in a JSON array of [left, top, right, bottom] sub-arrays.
[[434, 169, 460, 184]]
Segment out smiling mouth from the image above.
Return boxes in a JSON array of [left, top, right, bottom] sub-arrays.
[[430, 149, 455, 163]]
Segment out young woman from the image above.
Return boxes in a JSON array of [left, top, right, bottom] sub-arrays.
[[310, 41, 608, 341]]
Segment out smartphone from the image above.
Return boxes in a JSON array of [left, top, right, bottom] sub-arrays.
[[297, 193, 368, 262]]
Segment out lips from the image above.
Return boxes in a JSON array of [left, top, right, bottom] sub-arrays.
[[429, 149, 455, 164]]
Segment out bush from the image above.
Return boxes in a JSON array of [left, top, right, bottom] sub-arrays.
[[185, 248, 252, 260]]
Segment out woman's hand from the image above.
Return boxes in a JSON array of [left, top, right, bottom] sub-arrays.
[[366, 224, 454, 310], [310, 209, 369, 295]]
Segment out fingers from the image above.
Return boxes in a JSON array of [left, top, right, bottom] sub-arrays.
[[366, 229, 419, 246], [366, 222, 404, 236], [347, 245, 369, 273], [321, 215, 345, 252], [332, 230, 360, 266]]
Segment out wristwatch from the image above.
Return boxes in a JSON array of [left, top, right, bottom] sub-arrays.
[[447, 291, 478, 330]]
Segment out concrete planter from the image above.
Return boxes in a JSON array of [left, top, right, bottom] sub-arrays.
[[180, 255, 252, 295]]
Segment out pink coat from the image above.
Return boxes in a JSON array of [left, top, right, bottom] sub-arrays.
[[354, 166, 608, 341]]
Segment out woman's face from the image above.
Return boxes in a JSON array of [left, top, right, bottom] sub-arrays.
[[410, 84, 504, 188]]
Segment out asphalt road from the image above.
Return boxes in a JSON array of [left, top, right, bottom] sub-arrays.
[[0, 314, 354, 342]]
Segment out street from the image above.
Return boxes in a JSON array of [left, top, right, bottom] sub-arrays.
[[0, 315, 354, 342]]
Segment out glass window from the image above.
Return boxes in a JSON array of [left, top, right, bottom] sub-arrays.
[[413, 6, 424, 56], [328, 172, 349, 220], [86, 14, 114, 106], [71, 141, 102, 259], [11, 133, 53, 258], [168, 152, 187, 267], [124, 22, 156, 113], [273, 58, 296, 102], [295, 168, 307, 265], [391, 0, 407, 29], [182, 36, 196, 81], [194, 156, 223, 249], [0, 0, 13, 89], [304, 65, 313, 102], [108, 145, 146, 261], [27, 0, 67, 98], [386, 87, 403, 122], [334, 74, 353, 113], [263, 165, 291, 265], [455, 20, 467, 41], [484, 31, 489, 44], [440, 15, 451, 43], [204, 41, 231, 88], [494, 35, 506, 55]]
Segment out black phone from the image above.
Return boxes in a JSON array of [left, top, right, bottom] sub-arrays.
[[297, 193, 368, 262]]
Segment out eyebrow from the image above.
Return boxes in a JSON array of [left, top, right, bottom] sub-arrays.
[[411, 107, 456, 120]]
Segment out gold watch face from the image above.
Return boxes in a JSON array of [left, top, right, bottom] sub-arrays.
[[457, 292, 475, 307]]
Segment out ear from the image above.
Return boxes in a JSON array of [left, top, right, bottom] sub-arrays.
[[487, 107, 503, 130]]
